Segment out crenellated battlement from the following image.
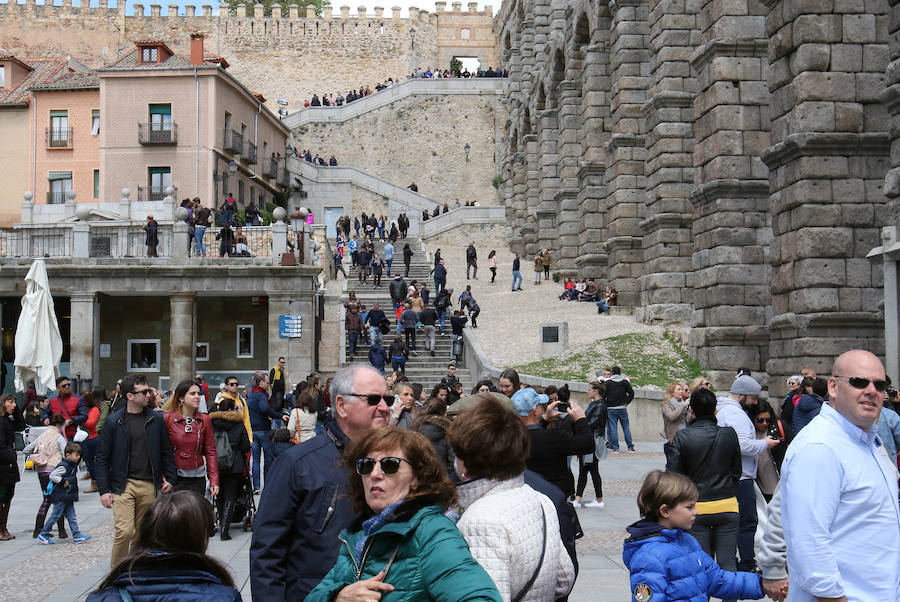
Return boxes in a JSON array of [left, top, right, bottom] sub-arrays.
[[1, 0, 492, 21]]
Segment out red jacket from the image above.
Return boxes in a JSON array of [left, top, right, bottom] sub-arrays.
[[163, 411, 219, 488], [49, 394, 88, 440]]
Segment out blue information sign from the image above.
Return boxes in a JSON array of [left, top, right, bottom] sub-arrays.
[[279, 314, 303, 338]]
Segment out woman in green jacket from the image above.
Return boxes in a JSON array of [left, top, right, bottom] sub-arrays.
[[306, 427, 501, 602]]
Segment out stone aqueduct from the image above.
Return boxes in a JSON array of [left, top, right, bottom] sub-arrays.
[[494, 0, 898, 391]]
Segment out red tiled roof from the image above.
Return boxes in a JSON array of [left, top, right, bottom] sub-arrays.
[[0, 58, 69, 105], [29, 71, 99, 91]]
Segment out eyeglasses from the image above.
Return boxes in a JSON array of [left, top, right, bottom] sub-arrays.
[[349, 393, 393, 406], [755, 417, 771, 424], [59, 383, 70, 389], [226, 382, 238, 387], [833, 375, 887, 392], [132, 388, 150, 396], [356, 456, 412, 476], [702, 382, 711, 388]]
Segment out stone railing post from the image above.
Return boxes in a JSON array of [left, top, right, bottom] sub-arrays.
[[72, 222, 90, 258]]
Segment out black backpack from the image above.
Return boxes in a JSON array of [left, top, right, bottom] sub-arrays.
[[215, 430, 234, 471]]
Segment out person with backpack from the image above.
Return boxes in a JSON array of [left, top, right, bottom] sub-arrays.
[[36, 441, 93, 545], [22, 414, 68, 539], [209, 395, 250, 541], [162, 380, 219, 498]]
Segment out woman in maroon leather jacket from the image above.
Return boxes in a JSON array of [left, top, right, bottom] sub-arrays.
[[162, 380, 219, 498]]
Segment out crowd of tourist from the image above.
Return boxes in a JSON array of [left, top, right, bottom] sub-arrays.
[[412, 66, 508, 78], [3, 345, 898, 600]]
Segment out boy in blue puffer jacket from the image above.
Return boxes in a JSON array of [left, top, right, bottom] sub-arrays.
[[37, 442, 93, 545], [624, 470, 763, 602]]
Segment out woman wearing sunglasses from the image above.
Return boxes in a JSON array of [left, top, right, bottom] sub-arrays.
[[307, 427, 501, 602], [162, 380, 219, 498], [748, 401, 781, 503]]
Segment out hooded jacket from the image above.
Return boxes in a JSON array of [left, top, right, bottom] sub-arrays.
[[791, 393, 825, 435], [604, 375, 634, 408], [623, 519, 763, 601]]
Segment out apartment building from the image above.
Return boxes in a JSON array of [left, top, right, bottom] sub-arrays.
[[98, 36, 291, 209]]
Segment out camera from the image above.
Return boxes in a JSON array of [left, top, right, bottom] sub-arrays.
[[887, 387, 899, 399], [556, 401, 569, 413], [766, 420, 785, 441]]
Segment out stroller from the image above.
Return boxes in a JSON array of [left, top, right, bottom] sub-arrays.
[[214, 451, 257, 535]]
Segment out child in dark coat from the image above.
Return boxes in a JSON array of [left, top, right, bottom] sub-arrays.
[[37, 442, 92, 544], [623, 470, 763, 602], [269, 429, 295, 462]]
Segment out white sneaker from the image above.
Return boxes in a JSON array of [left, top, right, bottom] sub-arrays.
[[585, 500, 605, 509], [572, 500, 582, 508]]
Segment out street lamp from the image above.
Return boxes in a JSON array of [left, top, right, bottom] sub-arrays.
[[464, 143, 471, 162]]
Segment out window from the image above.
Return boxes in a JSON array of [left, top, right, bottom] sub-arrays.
[[195, 342, 209, 362], [93, 170, 99, 199], [238, 180, 245, 205], [91, 110, 100, 136], [461, 28, 470, 40], [149, 104, 172, 131], [49, 110, 68, 146], [127, 339, 161, 372], [148, 167, 171, 199], [141, 47, 158, 63], [236, 325, 254, 358], [0, 66, 5, 88], [48, 171, 72, 204]]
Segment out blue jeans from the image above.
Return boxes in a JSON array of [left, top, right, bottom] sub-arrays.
[[348, 330, 359, 354], [41, 500, 80, 537], [606, 407, 633, 451], [369, 326, 382, 344], [434, 279, 444, 295], [391, 357, 406, 374], [251, 430, 273, 490], [385, 258, 393, 275], [735, 479, 758, 571], [194, 225, 207, 256], [512, 270, 523, 290], [438, 310, 446, 332], [224, 208, 234, 226], [597, 300, 609, 314]]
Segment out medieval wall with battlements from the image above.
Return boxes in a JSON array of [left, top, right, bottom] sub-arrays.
[[495, 0, 898, 393], [0, 0, 496, 107]]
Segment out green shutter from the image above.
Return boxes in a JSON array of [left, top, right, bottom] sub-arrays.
[[148, 167, 170, 175], [92, 109, 100, 118], [49, 110, 67, 118], [48, 171, 72, 181], [149, 104, 172, 115], [93, 170, 100, 198]]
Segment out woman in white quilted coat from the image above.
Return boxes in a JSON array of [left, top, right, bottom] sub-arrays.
[[448, 395, 576, 602]]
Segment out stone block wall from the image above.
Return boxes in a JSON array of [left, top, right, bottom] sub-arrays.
[[296, 93, 501, 209], [0, 1, 494, 111]]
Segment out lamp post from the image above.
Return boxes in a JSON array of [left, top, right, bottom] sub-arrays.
[[213, 160, 238, 206], [296, 206, 308, 263], [464, 143, 471, 162]]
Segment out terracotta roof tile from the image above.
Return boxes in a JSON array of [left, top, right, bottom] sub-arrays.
[[28, 71, 99, 91], [0, 58, 68, 105]]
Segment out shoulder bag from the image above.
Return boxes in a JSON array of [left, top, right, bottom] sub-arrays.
[[512, 508, 547, 602]]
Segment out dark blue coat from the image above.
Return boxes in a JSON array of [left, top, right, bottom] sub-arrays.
[[249, 420, 355, 601], [94, 408, 178, 496], [368, 342, 388, 368], [48, 458, 79, 503], [86, 569, 241, 601], [248, 388, 280, 432], [792, 393, 825, 435], [623, 520, 762, 601]]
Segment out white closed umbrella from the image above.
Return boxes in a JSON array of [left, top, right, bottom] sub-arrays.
[[14, 259, 62, 394]]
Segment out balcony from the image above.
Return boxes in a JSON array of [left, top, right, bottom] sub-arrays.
[[137, 185, 177, 201], [45, 127, 73, 149], [262, 157, 279, 178], [224, 129, 243, 154], [46, 191, 68, 204], [245, 141, 258, 165], [138, 122, 178, 145], [278, 166, 291, 188]]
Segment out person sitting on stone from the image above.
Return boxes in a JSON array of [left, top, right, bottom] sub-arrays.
[[597, 286, 617, 315], [579, 279, 600, 302]]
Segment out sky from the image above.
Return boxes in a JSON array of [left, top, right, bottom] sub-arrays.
[[7, 0, 500, 17]]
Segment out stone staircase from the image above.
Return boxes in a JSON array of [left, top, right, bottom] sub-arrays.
[[340, 235, 476, 392]]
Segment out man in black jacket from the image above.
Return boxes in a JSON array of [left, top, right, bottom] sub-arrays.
[[94, 373, 177, 568], [466, 242, 477, 280], [389, 275, 406, 310], [665, 387, 742, 575], [250, 364, 391, 600], [512, 387, 594, 499], [604, 366, 635, 453], [364, 303, 388, 345]]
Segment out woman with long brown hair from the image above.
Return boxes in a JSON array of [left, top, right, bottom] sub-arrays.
[[162, 380, 219, 498], [0, 395, 21, 540]]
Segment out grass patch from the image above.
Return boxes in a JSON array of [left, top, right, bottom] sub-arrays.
[[509, 332, 704, 388]]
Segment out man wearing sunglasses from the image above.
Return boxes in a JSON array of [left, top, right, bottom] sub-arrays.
[[48, 376, 88, 441], [94, 373, 177, 569], [251, 363, 390, 601], [781, 350, 900, 602]]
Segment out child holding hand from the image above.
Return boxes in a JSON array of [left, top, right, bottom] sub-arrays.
[[37, 442, 93, 545]]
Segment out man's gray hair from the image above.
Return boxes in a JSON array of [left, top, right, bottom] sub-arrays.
[[330, 363, 383, 413]]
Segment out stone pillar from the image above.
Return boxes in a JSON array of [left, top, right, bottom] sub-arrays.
[[186, 4, 196, 16], [268, 293, 315, 382], [72, 223, 90, 258], [577, 39, 612, 279], [536, 108, 560, 255], [271, 5, 280, 19], [69, 293, 97, 383], [169, 293, 194, 386], [686, 1, 771, 386], [172, 221, 189, 258], [168, 5, 178, 17], [882, 2, 900, 233], [272, 222, 288, 258], [762, 0, 890, 393], [521, 133, 540, 255], [635, 0, 699, 324], [555, 79, 581, 275], [603, 0, 650, 308]]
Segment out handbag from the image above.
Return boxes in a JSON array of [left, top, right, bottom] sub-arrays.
[[594, 433, 608, 461], [290, 408, 302, 445]]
